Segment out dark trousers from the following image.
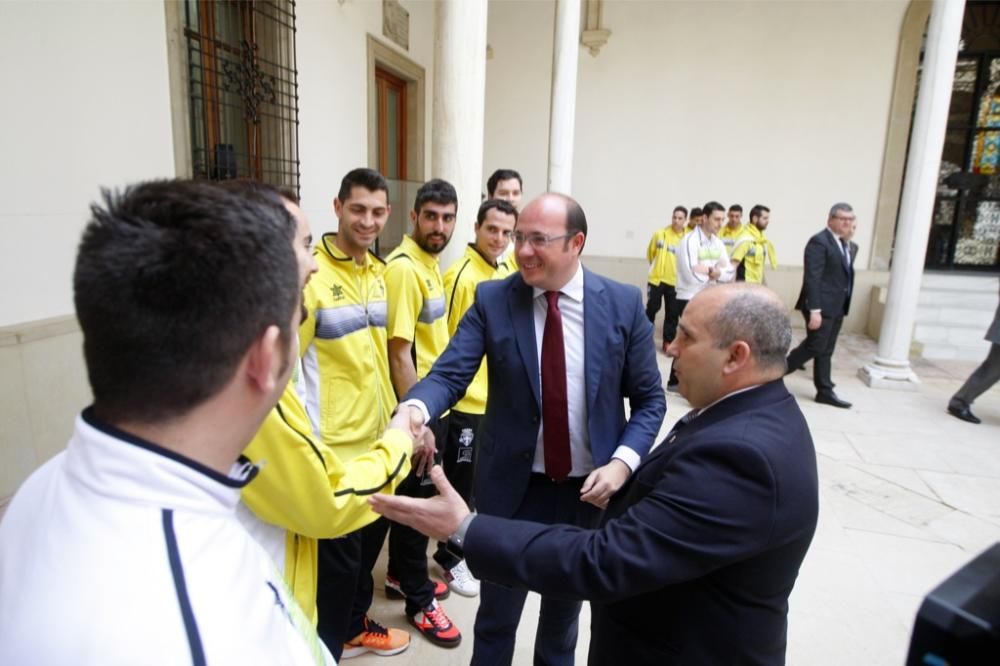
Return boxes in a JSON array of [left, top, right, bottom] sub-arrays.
[[387, 415, 449, 616], [952, 342, 1000, 407], [315, 517, 389, 658], [433, 409, 480, 571], [786, 312, 844, 393], [645, 282, 678, 343], [666, 298, 689, 386], [471, 475, 601, 666]]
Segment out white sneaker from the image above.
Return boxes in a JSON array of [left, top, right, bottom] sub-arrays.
[[443, 559, 480, 597]]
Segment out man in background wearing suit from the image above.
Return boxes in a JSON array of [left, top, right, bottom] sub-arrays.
[[947, 281, 1000, 424], [398, 193, 666, 665], [786, 202, 856, 408], [373, 283, 819, 665]]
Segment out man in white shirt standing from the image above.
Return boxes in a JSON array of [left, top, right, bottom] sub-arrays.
[[0, 180, 352, 665], [668, 200, 735, 391]]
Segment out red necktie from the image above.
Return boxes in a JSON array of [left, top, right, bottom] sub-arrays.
[[541, 291, 571, 481]]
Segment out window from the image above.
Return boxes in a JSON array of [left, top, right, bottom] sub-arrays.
[[183, 0, 300, 192], [375, 66, 408, 180]]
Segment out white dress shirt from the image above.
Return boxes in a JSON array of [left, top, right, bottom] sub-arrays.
[[404, 263, 641, 474], [531, 264, 641, 476]]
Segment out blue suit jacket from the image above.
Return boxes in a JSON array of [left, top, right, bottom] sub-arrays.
[[462, 380, 819, 665], [405, 267, 666, 518]]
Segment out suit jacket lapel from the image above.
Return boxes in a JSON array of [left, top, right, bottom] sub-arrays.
[[510, 277, 541, 408], [582, 268, 607, 414], [826, 230, 850, 277]]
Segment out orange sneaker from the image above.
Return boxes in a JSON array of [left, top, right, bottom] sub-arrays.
[[408, 599, 462, 648], [341, 616, 410, 659]]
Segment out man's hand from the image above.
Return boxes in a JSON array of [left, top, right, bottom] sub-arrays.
[[369, 465, 469, 542], [708, 266, 720, 281], [580, 458, 631, 509], [807, 311, 822, 331], [387, 405, 436, 476]]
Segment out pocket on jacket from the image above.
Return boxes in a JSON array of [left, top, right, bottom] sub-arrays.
[[323, 376, 359, 436]]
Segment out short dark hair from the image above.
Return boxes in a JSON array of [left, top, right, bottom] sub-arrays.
[[477, 198, 519, 224], [829, 202, 853, 218], [690, 207, 703, 218], [214, 179, 298, 236], [673, 205, 688, 216], [338, 168, 389, 202], [703, 201, 726, 216], [486, 169, 522, 197], [414, 178, 458, 214], [74, 180, 300, 424], [711, 287, 792, 373], [553, 194, 588, 239], [728, 204, 743, 214], [749, 204, 770, 221]]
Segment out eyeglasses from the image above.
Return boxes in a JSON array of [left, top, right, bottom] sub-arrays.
[[512, 231, 576, 248]]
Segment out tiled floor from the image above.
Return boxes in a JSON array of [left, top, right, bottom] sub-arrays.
[[351, 333, 1000, 665]]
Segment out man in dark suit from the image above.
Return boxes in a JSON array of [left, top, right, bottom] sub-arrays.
[[397, 193, 666, 665], [375, 283, 819, 665], [948, 280, 1000, 424], [786, 202, 857, 408]]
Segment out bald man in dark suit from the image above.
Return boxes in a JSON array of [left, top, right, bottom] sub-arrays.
[[373, 284, 819, 665]]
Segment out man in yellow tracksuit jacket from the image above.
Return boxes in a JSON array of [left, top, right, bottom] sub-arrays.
[[297, 169, 415, 660], [382, 179, 463, 648], [432, 199, 516, 596], [718, 203, 746, 257], [224, 180, 418, 661], [731, 204, 777, 283], [645, 205, 688, 351]]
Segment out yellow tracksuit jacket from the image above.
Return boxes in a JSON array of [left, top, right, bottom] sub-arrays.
[[442, 244, 512, 414], [241, 378, 411, 624]]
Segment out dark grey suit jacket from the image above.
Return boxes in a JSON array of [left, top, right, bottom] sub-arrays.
[[795, 228, 854, 317]]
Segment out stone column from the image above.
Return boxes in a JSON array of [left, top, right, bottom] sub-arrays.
[[860, 0, 965, 389], [547, 0, 582, 194], [432, 0, 488, 269]]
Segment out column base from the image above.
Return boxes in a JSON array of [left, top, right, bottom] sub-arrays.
[[858, 357, 921, 391]]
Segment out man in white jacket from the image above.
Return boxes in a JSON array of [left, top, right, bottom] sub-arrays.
[[0, 180, 343, 665], [667, 200, 735, 391]]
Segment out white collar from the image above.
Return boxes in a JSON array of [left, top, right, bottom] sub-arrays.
[[532, 261, 584, 302], [64, 409, 256, 515], [695, 226, 716, 243]]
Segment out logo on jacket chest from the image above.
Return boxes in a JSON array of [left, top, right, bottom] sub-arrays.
[[457, 428, 475, 463], [330, 284, 345, 301]]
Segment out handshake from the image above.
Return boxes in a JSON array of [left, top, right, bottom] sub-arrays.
[[387, 404, 437, 476]]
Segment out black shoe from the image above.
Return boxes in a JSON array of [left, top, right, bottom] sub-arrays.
[[815, 392, 851, 409], [947, 403, 981, 424]]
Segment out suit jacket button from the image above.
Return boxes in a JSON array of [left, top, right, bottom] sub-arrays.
[[532, 415, 539, 424], [522, 452, 532, 461]]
